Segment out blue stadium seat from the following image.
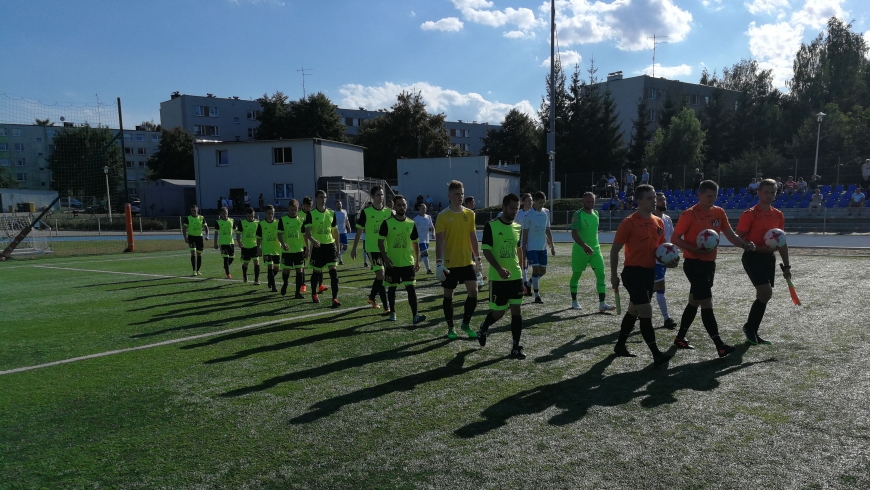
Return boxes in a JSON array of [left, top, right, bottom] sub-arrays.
[[738, 188, 748, 196], [798, 200, 810, 208], [618, 191, 626, 199], [601, 203, 610, 211], [834, 185, 844, 193], [683, 189, 692, 197], [838, 199, 849, 208], [847, 184, 857, 193], [718, 188, 724, 196], [821, 185, 831, 194], [726, 201, 735, 209], [664, 190, 672, 197]]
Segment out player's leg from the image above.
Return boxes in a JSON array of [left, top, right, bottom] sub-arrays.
[[280, 253, 292, 296], [294, 263, 305, 299], [675, 259, 702, 348], [242, 258, 250, 283], [476, 279, 508, 344], [460, 268, 479, 338], [742, 251, 775, 344], [300, 247, 307, 293], [569, 246, 590, 309], [590, 250, 614, 312], [419, 243, 431, 273], [508, 302, 525, 359], [266, 255, 275, 290], [327, 245, 340, 307], [221, 248, 230, 277], [690, 261, 734, 357], [616, 267, 669, 364], [270, 257, 280, 292], [386, 285, 398, 320], [225, 245, 235, 279], [442, 269, 460, 338], [406, 277, 425, 323], [653, 265, 673, 328], [253, 255, 261, 285], [189, 246, 197, 275]]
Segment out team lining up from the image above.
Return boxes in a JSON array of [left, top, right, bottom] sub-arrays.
[[179, 178, 792, 364]]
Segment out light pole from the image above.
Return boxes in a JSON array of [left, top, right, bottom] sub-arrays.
[[446, 147, 452, 182], [548, 151, 555, 211], [103, 166, 112, 223], [812, 111, 826, 178]]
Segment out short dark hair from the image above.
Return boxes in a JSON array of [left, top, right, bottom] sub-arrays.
[[265, 204, 275, 212], [532, 191, 546, 200], [448, 180, 463, 192], [655, 192, 665, 197], [699, 180, 719, 193], [758, 179, 777, 191], [315, 190, 327, 198], [635, 184, 655, 200], [220, 206, 228, 212], [502, 193, 520, 207], [393, 194, 406, 203], [245, 207, 255, 214], [521, 193, 532, 201], [302, 196, 312, 205], [464, 196, 475, 204], [288, 199, 299, 207]]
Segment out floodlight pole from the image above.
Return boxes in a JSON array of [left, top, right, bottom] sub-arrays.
[[103, 166, 113, 223], [813, 112, 826, 178], [548, 0, 556, 210], [446, 147, 452, 182]]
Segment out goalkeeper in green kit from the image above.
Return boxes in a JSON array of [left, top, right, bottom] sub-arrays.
[[569, 192, 616, 312]]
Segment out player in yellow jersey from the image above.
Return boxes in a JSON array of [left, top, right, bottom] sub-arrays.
[[213, 207, 237, 279], [304, 190, 341, 307], [182, 204, 209, 276], [277, 199, 307, 299], [435, 180, 481, 339], [234, 207, 261, 284]]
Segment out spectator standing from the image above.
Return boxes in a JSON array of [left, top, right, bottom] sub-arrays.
[[597, 175, 610, 198], [624, 169, 636, 194], [691, 168, 703, 194], [258, 193, 265, 212], [748, 178, 759, 195], [244, 192, 251, 209], [640, 168, 649, 185], [848, 187, 866, 216], [662, 172, 672, 191], [862, 159, 870, 191], [774, 177, 783, 197], [808, 174, 822, 191]]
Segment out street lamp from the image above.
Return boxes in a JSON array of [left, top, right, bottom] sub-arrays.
[[103, 166, 113, 223], [548, 150, 555, 211], [446, 147, 452, 181], [812, 112, 826, 177]]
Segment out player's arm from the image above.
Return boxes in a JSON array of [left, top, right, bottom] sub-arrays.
[[412, 241, 420, 272], [545, 212, 555, 255], [377, 221, 392, 269], [609, 242, 624, 289], [434, 217, 448, 279], [213, 222, 219, 249], [277, 221, 289, 251], [255, 224, 263, 253], [202, 221, 209, 240], [182, 219, 189, 243], [570, 216, 593, 255], [721, 222, 754, 251], [778, 244, 792, 279]]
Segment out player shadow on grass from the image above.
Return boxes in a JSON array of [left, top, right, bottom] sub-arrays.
[[455, 344, 774, 439], [124, 283, 234, 301], [221, 337, 451, 398], [127, 291, 293, 314], [82, 277, 186, 290], [533, 331, 621, 363], [290, 349, 503, 425]]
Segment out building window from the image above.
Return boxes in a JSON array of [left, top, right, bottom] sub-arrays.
[[194, 125, 219, 136], [233, 117, 240, 124], [209, 106, 219, 117], [137, 148, 147, 155], [649, 109, 657, 120], [193, 105, 206, 116], [15, 158, 25, 166], [16, 173, 26, 181], [12, 129, 22, 137], [345, 117, 353, 126], [127, 174, 136, 181], [136, 134, 144, 141], [692, 95, 701, 106], [13, 143, 24, 152], [247, 110, 261, 120], [126, 161, 134, 168], [152, 135, 160, 143], [216, 150, 229, 167], [248, 128, 257, 138], [273, 147, 292, 164], [125, 147, 133, 155], [138, 161, 146, 168], [139, 176, 148, 182], [36, 137, 42, 143], [274, 183, 294, 199], [124, 133, 133, 141], [648, 88, 656, 100], [37, 152, 43, 158], [0, 143, 7, 151], [0, 129, 6, 136], [657, 89, 665, 100], [0, 159, 9, 167]]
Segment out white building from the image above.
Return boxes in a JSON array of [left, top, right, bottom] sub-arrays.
[[193, 138, 364, 211], [396, 156, 519, 209]]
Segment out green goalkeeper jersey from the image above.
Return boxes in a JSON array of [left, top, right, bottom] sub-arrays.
[[481, 218, 522, 281], [278, 214, 306, 253], [570, 209, 600, 249], [256, 219, 281, 256], [304, 208, 337, 245], [186, 215, 205, 237], [215, 218, 235, 245], [377, 216, 419, 267], [235, 218, 259, 249]]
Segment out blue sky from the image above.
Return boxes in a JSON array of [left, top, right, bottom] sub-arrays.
[[1, 0, 866, 127]]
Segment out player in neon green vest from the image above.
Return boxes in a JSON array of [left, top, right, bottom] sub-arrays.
[[377, 195, 425, 324], [182, 204, 209, 276], [475, 193, 527, 359], [298, 196, 312, 293], [256, 205, 282, 292], [234, 207, 261, 284], [277, 199, 307, 299], [351, 185, 393, 312], [570, 192, 616, 312], [213, 206, 237, 279], [304, 190, 341, 307]]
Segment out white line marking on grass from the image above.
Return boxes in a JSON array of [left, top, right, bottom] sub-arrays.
[[0, 306, 368, 376], [32, 265, 243, 282], [0, 253, 189, 270]]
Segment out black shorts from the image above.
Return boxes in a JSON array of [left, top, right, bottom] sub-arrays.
[[188, 236, 204, 252], [241, 247, 260, 262], [441, 264, 477, 290], [742, 250, 776, 288], [620, 266, 655, 305], [489, 279, 524, 311], [683, 258, 716, 301], [263, 254, 281, 266], [386, 265, 416, 287], [281, 251, 305, 270], [219, 244, 235, 258], [367, 252, 384, 271], [310, 243, 337, 270]]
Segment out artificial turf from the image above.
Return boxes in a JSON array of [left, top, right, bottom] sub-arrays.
[[1, 244, 868, 489]]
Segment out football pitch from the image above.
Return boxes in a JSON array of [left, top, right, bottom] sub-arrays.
[[1, 245, 869, 489]]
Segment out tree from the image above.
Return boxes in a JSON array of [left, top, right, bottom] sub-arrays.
[[146, 127, 194, 181], [255, 91, 347, 142], [35, 118, 54, 126], [646, 108, 705, 184], [138, 120, 161, 132], [657, 90, 686, 130], [627, 97, 652, 168], [0, 168, 19, 188], [354, 91, 451, 179], [535, 57, 571, 188], [480, 109, 541, 170], [47, 124, 124, 201], [700, 88, 731, 166]]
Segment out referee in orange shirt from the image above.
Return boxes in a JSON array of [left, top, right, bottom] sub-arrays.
[[670, 180, 755, 358], [736, 178, 791, 345], [610, 184, 679, 365]]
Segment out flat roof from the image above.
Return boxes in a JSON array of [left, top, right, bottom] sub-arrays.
[[193, 137, 364, 150]]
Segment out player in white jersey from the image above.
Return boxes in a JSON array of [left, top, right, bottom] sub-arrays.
[[653, 192, 677, 329], [334, 200, 350, 265], [521, 191, 555, 303], [413, 203, 435, 273]]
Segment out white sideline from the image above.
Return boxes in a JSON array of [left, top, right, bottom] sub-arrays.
[[0, 306, 367, 376], [32, 265, 241, 282]]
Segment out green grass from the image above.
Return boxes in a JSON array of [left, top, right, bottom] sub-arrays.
[[2, 245, 869, 489]]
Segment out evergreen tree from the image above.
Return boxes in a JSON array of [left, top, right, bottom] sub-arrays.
[[480, 109, 541, 171], [627, 97, 652, 169], [146, 127, 194, 181]]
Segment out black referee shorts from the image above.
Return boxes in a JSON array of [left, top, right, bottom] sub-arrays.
[[683, 258, 716, 301], [620, 265, 655, 305], [742, 250, 776, 288]]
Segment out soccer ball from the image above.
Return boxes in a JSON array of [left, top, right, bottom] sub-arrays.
[[655, 243, 680, 264], [764, 228, 787, 249], [696, 229, 720, 251]]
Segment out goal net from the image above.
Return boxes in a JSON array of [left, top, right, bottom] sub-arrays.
[[0, 214, 52, 256]]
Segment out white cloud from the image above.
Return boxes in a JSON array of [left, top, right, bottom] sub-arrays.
[[635, 63, 693, 78], [420, 17, 464, 32], [744, 0, 789, 15], [702, 0, 725, 11], [410, 10, 416, 17], [504, 30, 535, 39], [746, 21, 804, 87], [540, 50, 582, 68], [445, 0, 543, 39], [790, 0, 847, 30], [338, 81, 535, 124]]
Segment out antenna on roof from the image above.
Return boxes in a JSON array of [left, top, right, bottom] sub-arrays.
[[648, 33, 668, 77], [298, 64, 313, 98]]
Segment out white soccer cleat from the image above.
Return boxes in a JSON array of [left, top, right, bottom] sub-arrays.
[[599, 302, 616, 312], [571, 301, 581, 310]]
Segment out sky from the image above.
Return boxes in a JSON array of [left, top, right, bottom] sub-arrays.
[[1, 0, 867, 128]]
